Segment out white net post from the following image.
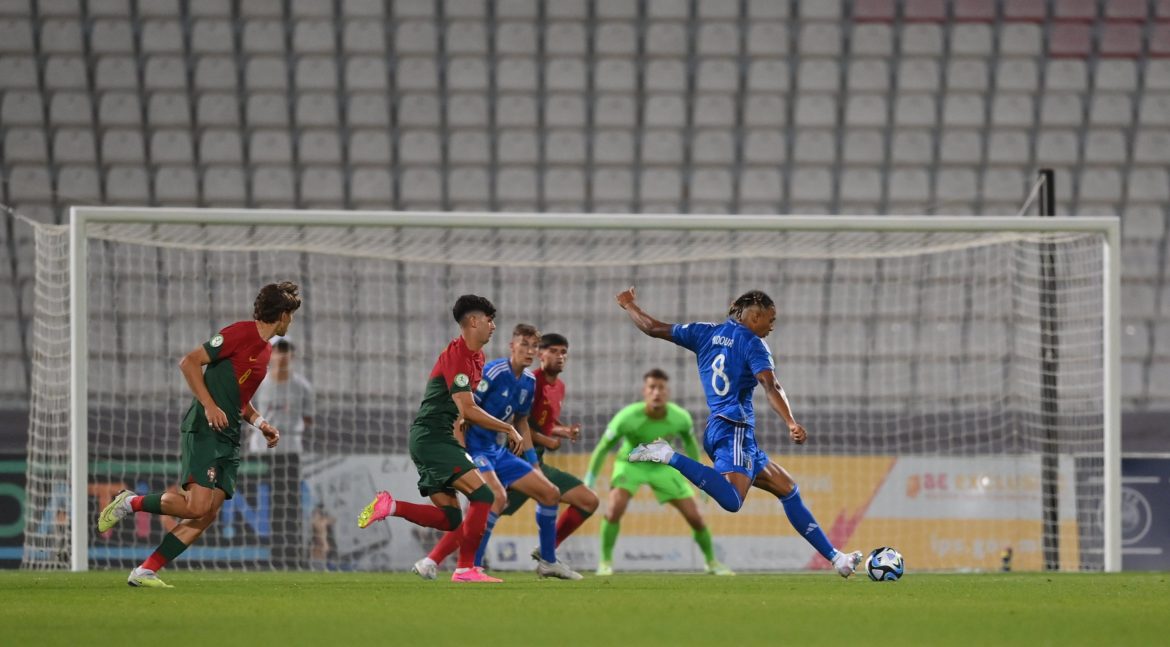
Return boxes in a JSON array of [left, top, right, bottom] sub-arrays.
[[24, 209, 1120, 572], [21, 220, 71, 570]]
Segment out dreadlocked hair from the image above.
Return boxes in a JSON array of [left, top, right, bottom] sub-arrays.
[[728, 290, 775, 320]]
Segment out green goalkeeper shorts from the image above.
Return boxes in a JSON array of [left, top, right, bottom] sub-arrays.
[[501, 462, 584, 516], [611, 460, 694, 504]]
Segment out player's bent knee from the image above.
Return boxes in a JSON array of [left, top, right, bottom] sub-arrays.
[[442, 505, 462, 530], [468, 483, 494, 505], [535, 486, 559, 507]]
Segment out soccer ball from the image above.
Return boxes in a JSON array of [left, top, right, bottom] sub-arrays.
[[865, 547, 904, 581]]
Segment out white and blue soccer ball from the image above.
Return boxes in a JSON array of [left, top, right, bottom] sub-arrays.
[[865, 547, 905, 581]]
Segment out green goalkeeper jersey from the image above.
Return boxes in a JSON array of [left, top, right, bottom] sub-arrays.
[[587, 402, 699, 478]]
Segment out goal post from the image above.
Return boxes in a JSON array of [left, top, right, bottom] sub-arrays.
[[27, 207, 1121, 572]]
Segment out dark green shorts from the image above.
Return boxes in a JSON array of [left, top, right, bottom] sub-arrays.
[[501, 462, 585, 516], [408, 425, 476, 497], [180, 430, 240, 499]]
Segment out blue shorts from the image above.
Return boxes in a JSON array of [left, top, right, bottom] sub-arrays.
[[703, 416, 770, 480], [471, 445, 534, 488]]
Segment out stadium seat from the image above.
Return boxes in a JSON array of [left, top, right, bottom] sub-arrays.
[[4, 128, 47, 162], [0, 55, 37, 88], [947, 59, 989, 91], [144, 56, 187, 91], [1043, 91, 1085, 126], [789, 167, 832, 203], [901, 25, 943, 56], [894, 93, 937, 127], [193, 56, 238, 91], [798, 23, 841, 57], [497, 129, 540, 164], [798, 59, 840, 92], [1127, 169, 1170, 203], [747, 60, 790, 92], [595, 21, 636, 54], [297, 57, 338, 90], [734, 166, 781, 201], [891, 130, 933, 164], [101, 129, 146, 164], [693, 94, 737, 127], [1035, 130, 1079, 166], [939, 130, 982, 164], [545, 21, 587, 56], [104, 165, 151, 202], [397, 57, 439, 91], [544, 168, 586, 203], [449, 57, 490, 91], [251, 166, 296, 205], [56, 165, 101, 201], [696, 58, 739, 93], [645, 23, 687, 56], [991, 93, 1034, 127], [592, 130, 634, 165], [293, 19, 335, 54], [743, 129, 787, 163], [546, 93, 587, 127], [347, 93, 389, 127], [640, 128, 682, 164], [1082, 130, 1127, 165], [1134, 129, 1170, 165], [692, 129, 735, 165], [595, 58, 636, 92], [794, 94, 837, 126], [546, 129, 587, 164], [150, 130, 195, 165], [154, 166, 199, 204], [746, 22, 788, 57], [642, 94, 686, 127], [189, 18, 231, 54], [1, 91, 43, 125], [148, 92, 191, 126], [592, 168, 634, 202], [1045, 59, 1088, 91], [792, 129, 835, 163], [399, 130, 441, 165], [1078, 168, 1123, 204], [346, 57, 388, 91], [447, 130, 489, 165], [847, 60, 889, 91], [343, 20, 385, 53], [199, 130, 243, 164], [1089, 93, 1133, 126], [300, 167, 345, 205], [845, 94, 888, 127], [495, 166, 536, 202], [743, 94, 787, 127], [545, 57, 589, 92], [249, 130, 293, 164], [299, 130, 342, 164], [897, 58, 940, 91], [697, 22, 740, 56], [350, 168, 393, 206], [888, 168, 930, 202], [985, 130, 1030, 165], [399, 93, 442, 127], [247, 93, 289, 127], [444, 19, 486, 54], [242, 19, 284, 53], [201, 165, 247, 204], [1139, 94, 1170, 126]]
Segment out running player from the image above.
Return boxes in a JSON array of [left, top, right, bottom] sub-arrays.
[[500, 333, 599, 560], [357, 295, 522, 583], [412, 323, 581, 580], [97, 282, 302, 587], [616, 287, 864, 578], [584, 368, 732, 576]]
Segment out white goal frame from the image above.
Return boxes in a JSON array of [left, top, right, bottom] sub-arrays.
[[66, 207, 1123, 572]]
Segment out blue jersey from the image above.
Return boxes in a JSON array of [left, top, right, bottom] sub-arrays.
[[465, 357, 536, 454], [670, 318, 775, 426]]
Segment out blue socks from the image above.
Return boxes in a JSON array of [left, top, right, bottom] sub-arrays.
[[473, 511, 499, 568], [780, 485, 837, 561], [536, 504, 558, 562], [667, 453, 744, 512]]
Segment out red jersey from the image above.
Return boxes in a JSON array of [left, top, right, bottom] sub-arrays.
[[412, 335, 485, 433], [529, 368, 566, 437], [181, 320, 272, 443]]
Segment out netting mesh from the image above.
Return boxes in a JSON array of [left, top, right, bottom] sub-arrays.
[[24, 215, 1108, 572]]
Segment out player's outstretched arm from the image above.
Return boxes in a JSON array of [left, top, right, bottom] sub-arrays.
[[616, 286, 674, 340], [585, 426, 622, 487], [452, 391, 524, 451], [756, 370, 807, 445], [179, 346, 228, 430]]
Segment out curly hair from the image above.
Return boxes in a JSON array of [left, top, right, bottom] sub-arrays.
[[253, 282, 301, 323], [727, 289, 775, 320]]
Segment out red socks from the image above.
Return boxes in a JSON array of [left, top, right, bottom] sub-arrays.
[[457, 501, 492, 569], [129, 496, 144, 512], [428, 530, 461, 564], [394, 501, 458, 530], [555, 506, 591, 547]]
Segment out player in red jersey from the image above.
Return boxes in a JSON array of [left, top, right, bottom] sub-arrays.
[[501, 333, 599, 559], [97, 282, 301, 587], [357, 295, 523, 583]]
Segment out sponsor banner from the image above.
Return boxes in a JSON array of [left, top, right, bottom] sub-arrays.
[[1119, 457, 1170, 571], [296, 452, 1088, 572]]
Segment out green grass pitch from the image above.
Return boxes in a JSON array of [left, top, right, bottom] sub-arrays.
[[1, 571, 1166, 646]]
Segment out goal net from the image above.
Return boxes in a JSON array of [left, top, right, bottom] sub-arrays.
[[22, 209, 1119, 572]]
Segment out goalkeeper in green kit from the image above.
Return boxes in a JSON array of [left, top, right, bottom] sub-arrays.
[[585, 368, 733, 576]]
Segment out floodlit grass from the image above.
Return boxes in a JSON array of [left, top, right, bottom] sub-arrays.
[[0, 571, 1166, 646]]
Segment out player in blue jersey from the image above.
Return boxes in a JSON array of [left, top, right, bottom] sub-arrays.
[[616, 287, 864, 578], [412, 323, 582, 580]]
